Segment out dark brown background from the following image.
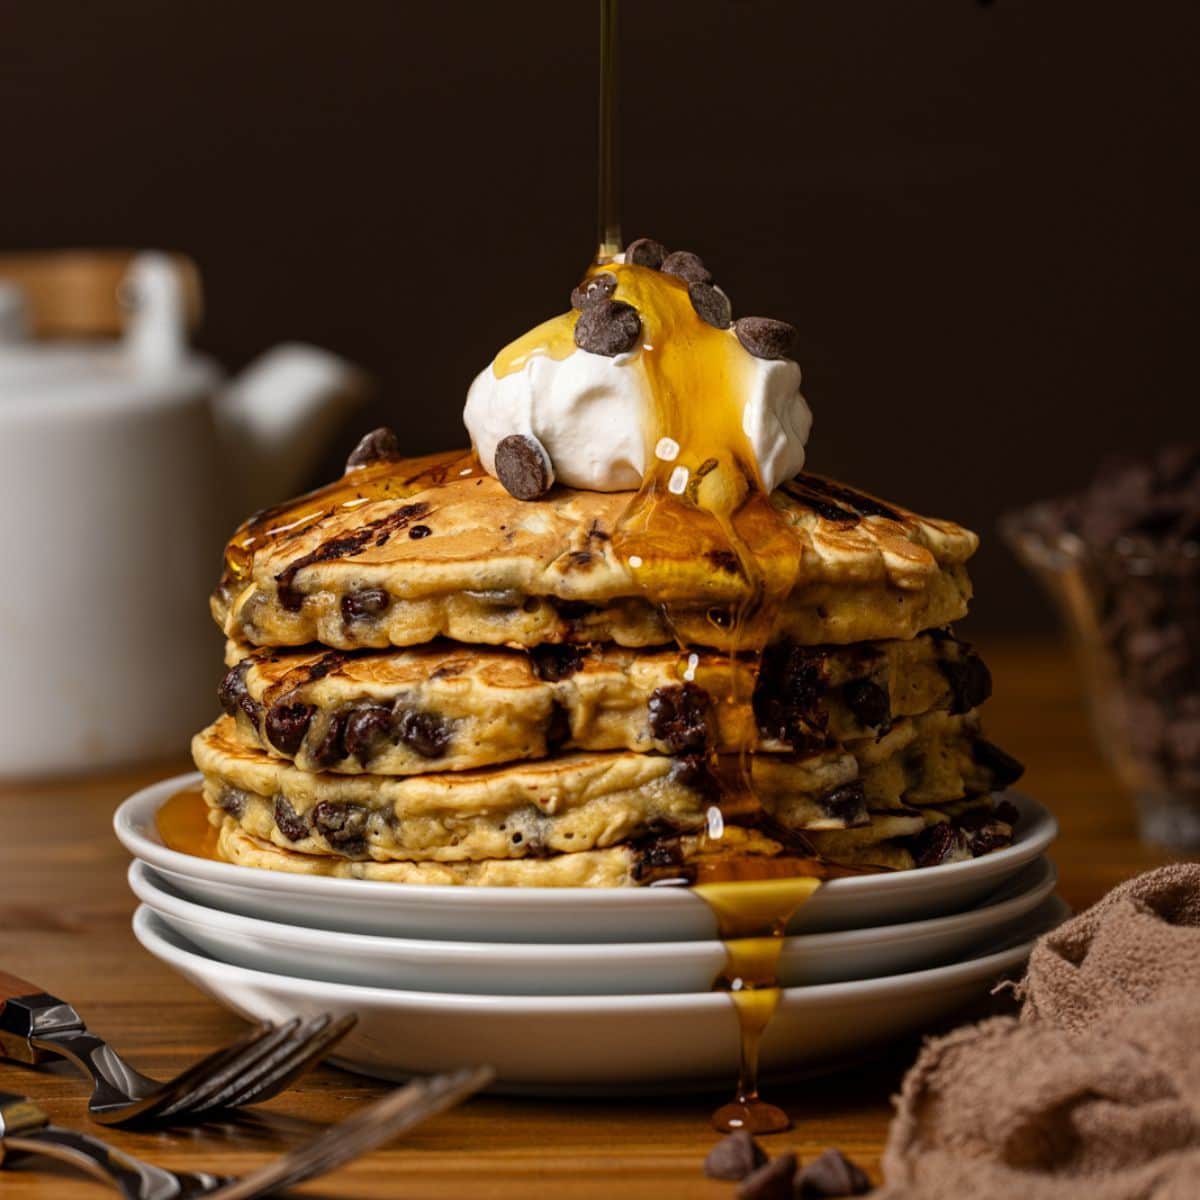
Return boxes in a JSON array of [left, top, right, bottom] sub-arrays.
[[5, 0, 1198, 631]]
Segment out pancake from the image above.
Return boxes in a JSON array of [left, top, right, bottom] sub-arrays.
[[218, 631, 992, 775], [193, 710, 1018, 864], [213, 795, 1017, 886], [212, 452, 977, 652], [215, 821, 801, 887]]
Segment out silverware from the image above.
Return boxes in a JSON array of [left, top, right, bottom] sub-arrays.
[[0, 969, 354, 1127], [0, 1065, 494, 1199]]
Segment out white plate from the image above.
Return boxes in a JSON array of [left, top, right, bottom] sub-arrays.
[[129, 857, 1057, 995], [115, 774, 1058, 943], [133, 897, 1069, 1091]]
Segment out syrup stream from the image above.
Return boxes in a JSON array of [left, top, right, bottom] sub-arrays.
[[596, 0, 622, 262]]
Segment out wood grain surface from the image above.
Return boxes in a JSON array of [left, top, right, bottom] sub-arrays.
[[0, 637, 1183, 1198]]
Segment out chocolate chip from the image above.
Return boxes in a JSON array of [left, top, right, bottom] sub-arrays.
[[736, 1150, 796, 1200], [972, 739, 1026, 789], [531, 644, 584, 681], [495, 433, 555, 501], [940, 652, 993, 714], [662, 250, 712, 284], [397, 709, 452, 758], [345, 427, 402, 471], [218, 787, 247, 818], [273, 796, 308, 842], [707, 606, 733, 630], [278, 504, 430, 612], [908, 821, 958, 868], [546, 699, 572, 750], [708, 549, 740, 573], [734, 317, 797, 360], [570, 271, 617, 310], [343, 704, 394, 765], [704, 1130, 768, 1180], [965, 816, 1012, 857], [841, 679, 891, 731], [631, 836, 687, 883], [754, 642, 829, 752], [574, 298, 642, 356], [818, 782, 867, 825], [310, 712, 349, 769], [217, 660, 261, 726], [669, 754, 720, 800], [265, 702, 315, 756], [795, 1148, 871, 1198], [648, 684, 712, 754], [409, 524, 432, 539], [625, 237, 667, 269], [311, 801, 369, 855], [555, 599, 599, 621], [994, 798, 1020, 826], [342, 587, 391, 624], [688, 282, 732, 329]]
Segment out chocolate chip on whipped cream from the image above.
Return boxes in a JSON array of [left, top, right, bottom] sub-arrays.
[[662, 249, 712, 284], [495, 433, 555, 500], [574, 297, 642, 356], [688, 281, 732, 329], [625, 236, 667, 269], [570, 271, 617, 310], [735, 317, 797, 360]]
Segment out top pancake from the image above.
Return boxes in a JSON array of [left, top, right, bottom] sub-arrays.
[[213, 450, 978, 652]]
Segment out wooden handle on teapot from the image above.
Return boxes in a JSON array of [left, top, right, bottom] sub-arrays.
[[0, 249, 203, 338]]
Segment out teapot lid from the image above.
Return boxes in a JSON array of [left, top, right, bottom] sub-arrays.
[[0, 252, 217, 408]]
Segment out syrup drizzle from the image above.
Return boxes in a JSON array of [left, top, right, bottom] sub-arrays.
[[491, 254, 815, 1129], [220, 449, 483, 591]]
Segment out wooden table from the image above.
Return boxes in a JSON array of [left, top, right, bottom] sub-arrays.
[[0, 637, 1183, 1197]]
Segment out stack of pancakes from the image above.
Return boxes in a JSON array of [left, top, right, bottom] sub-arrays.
[[196, 450, 1023, 887]]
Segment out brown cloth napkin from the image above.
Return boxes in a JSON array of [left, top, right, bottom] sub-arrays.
[[876, 864, 1200, 1200]]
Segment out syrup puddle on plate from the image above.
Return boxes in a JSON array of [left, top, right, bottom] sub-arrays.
[[156, 787, 221, 861]]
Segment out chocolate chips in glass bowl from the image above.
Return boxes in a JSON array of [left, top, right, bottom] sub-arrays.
[[1003, 445, 1200, 848]]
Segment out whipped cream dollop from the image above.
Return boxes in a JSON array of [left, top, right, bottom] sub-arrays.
[[463, 254, 813, 495]]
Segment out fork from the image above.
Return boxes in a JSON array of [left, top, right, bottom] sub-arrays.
[[0, 1065, 494, 1199], [0, 970, 355, 1128]]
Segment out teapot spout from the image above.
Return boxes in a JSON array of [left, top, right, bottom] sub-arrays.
[[214, 343, 371, 513]]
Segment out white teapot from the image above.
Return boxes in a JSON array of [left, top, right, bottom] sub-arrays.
[[0, 251, 370, 776]]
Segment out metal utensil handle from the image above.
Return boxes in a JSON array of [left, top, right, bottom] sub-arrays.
[[209, 1065, 495, 1200], [1, 1125, 226, 1200], [0, 974, 86, 1066]]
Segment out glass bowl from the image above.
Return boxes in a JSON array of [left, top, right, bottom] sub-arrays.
[[1002, 502, 1200, 850]]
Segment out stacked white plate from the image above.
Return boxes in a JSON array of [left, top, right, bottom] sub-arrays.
[[117, 773, 1064, 1092]]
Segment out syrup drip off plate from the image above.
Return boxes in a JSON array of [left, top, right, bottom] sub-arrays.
[[128, 856, 1058, 996], [131, 898, 1069, 1092]]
